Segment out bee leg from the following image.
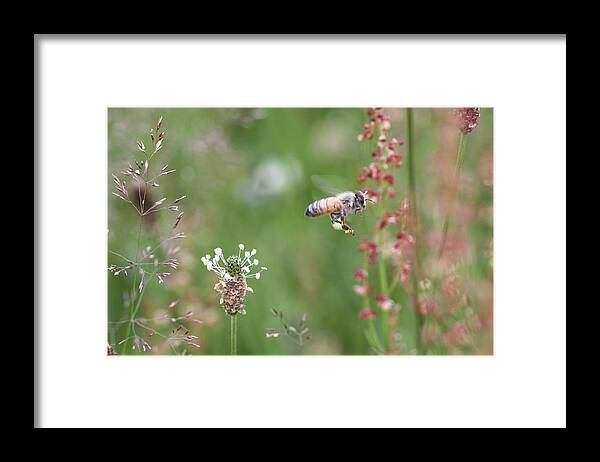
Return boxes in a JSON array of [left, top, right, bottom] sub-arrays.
[[340, 210, 354, 235], [330, 212, 347, 233], [342, 220, 355, 235], [330, 213, 343, 231], [331, 213, 354, 235]]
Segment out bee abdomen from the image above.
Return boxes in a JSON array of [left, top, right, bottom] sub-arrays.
[[304, 200, 321, 217], [305, 197, 338, 217]]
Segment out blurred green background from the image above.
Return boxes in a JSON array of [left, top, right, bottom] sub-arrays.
[[108, 108, 493, 355]]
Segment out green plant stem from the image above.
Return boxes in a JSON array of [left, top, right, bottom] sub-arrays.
[[387, 267, 403, 294], [360, 253, 372, 311], [406, 108, 419, 253], [438, 131, 467, 259], [121, 218, 143, 354], [376, 178, 390, 350], [409, 271, 422, 354], [376, 195, 389, 295], [360, 253, 383, 353], [119, 154, 152, 355], [368, 318, 385, 353], [230, 315, 238, 355], [406, 108, 423, 354]]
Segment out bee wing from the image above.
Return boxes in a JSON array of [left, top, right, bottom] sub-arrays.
[[310, 174, 353, 200]]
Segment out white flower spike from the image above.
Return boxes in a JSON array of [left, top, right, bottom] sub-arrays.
[[201, 243, 268, 284], [202, 243, 267, 316]]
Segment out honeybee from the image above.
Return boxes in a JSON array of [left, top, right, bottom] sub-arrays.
[[304, 190, 372, 235]]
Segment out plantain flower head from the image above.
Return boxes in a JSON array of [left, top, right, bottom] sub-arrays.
[[201, 244, 267, 316]]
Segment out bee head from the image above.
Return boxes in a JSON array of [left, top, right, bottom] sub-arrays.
[[354, 191, 375, 209], [355, 190, 368, 210]]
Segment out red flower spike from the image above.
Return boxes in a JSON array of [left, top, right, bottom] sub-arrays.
[[372, 148, 384, 161], [358, 236, 376, 252], [378, 211, 396, 229], [453, 108, 481, 134], [382, 172, 395, 185], [400, 262, 411, 283], [418, 297, 435, 316], [368, 190, 381, 202], [396, 231, 416, 244], [354, 269, 368, 281], [380, 117, 391, 130], [375, 295, 393, 311], [388, 137, 404, 148], [444, 321, 469, 346], [353, 285, 369, 296], [358, 308, 377, 319], [385, 152, 403, 167]]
